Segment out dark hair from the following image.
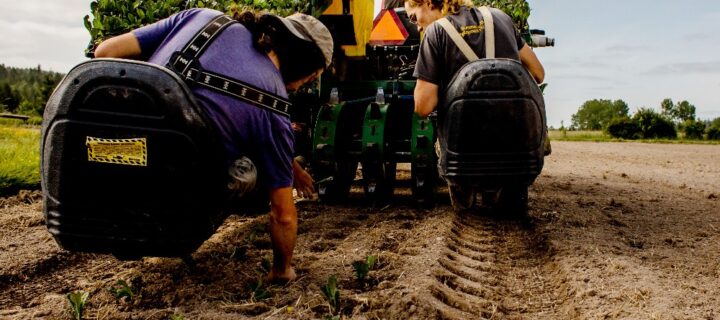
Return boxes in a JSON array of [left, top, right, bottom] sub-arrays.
[[235, 11, 326, 84]]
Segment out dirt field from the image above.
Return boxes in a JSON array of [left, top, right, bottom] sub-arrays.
[[1, 141, 719, 320]]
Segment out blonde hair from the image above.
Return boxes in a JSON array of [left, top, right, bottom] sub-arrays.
[[405, 0, 473, 15]]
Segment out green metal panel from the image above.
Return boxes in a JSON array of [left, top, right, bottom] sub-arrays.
[[410, 113, 437, 205], [361, 102, 389, 156], [312, 103, 345, 165], [411, 113, 434, 161]]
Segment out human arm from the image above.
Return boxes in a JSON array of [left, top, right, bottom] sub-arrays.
[[519, 43, 545, 84], [413, 24, 442, 117], [292, 159, 315, 198], [414, 79, 439, 117], [95, 9, 200, 60], [94, 33, 142, 58], [262, 113, 300, 283], [267, 186, 298, 283]]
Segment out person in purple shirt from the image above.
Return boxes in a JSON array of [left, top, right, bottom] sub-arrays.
[[94, 8, 333, 283]]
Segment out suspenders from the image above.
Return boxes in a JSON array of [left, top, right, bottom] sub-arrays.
[[167, 14, 293, 117], [437, 6, 496, 62]]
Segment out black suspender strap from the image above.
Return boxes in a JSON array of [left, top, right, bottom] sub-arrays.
[[167, 14, 292, 117], [172, 15, 235, 74]]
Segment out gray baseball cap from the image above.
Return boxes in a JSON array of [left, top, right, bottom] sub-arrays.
[[271, 13, 334, 68]]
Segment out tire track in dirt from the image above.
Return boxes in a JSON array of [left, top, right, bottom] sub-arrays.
[[427, 210, 563, 319]]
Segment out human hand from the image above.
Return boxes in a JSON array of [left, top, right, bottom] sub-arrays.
[[293, 160, 315, 198]]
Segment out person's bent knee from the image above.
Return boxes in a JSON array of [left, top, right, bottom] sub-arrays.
[[270, 210, 297, 226]]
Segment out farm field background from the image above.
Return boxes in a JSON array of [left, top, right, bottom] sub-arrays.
[[0, 122, 40, 196], [0, 141, 718, 319]]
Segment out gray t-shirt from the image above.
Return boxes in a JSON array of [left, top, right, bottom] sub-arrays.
[[414, 6, 525, 90]]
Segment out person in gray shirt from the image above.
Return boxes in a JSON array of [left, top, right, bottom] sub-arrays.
[[406, 0, 544, 117], [405, 0, 545, 209]]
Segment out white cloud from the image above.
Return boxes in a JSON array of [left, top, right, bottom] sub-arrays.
[[642, 61, 720, 76], [552, 74, 617, 83], [606, 44, 653, 53], [0, 1, 90, 27], [0, 0, 90, 72]]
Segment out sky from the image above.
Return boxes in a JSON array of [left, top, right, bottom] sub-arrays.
[[1, 0, 719, 127]]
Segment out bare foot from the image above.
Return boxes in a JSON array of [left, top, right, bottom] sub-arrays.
[[267, 267, 297, 285]]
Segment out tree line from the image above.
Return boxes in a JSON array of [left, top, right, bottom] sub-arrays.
[[84, 0, 530, 55], [570, 98, 720, 140], [1, 0, 532, 118], [0, 64, 64, 117], [83, 0, 338, 56]]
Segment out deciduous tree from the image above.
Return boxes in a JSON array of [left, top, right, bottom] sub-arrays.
[[571, 99, 629, 130], [84, 0, 334, 56], [660, 98, 696, 123]]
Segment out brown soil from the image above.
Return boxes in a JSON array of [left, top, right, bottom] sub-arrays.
[[1, 141, 719, 320]]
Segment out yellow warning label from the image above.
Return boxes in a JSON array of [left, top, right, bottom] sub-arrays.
[[86, 137, 147, 167]]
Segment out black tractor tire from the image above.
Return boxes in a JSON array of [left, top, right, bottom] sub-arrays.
[[449, 184, 475, 212]]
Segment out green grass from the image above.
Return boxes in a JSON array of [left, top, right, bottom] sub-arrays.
[[549, 130, 608, 141], [549, 130, 720, 145], [0, 124, 41, 196]]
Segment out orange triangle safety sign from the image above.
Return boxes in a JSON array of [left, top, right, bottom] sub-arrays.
[[369, 9, 409, 45]]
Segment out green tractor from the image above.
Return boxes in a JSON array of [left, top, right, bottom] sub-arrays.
[[39, 0, 553, 258], [300, 0, 554, 209]]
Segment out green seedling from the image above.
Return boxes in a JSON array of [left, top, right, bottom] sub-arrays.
[[244, 230, 258, 245], [243, 223, 267, 245], [169, 314, 185, 320], [108, 279, 134, 302], [229, 245, 247, 260], [352, 255, 378, 287], [66, 291, 89, 320], [259, 256, 272, 274], [321, 275, 340, 313], [248, 272, 271, 301]]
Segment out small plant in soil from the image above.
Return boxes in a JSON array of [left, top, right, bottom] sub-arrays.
[[321, 275, 341, 315], [108, 279, 134, 302], [244, 223, 267, 246], [229, 245, 247, 260], [66, 291, 89, 320], [169, 313, 185, 320], [248, 272, 271, 301], [352, 255, 377, 288], [259, 256, 272, 273]]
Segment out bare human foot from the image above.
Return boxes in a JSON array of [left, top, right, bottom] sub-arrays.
[[267, 266, 297, 284]]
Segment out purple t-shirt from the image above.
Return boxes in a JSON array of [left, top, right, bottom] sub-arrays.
[[133, 8, 293, 190]]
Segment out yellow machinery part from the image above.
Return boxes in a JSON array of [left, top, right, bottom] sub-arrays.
[[323, 0, 374, 57]]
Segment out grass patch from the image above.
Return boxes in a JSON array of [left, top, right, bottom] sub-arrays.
[[0, 117, 42, 127], [549, 130, 609, 141], [0, 124, 41, 196], [549, 130, 720, 145]]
